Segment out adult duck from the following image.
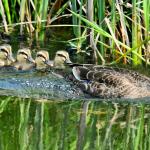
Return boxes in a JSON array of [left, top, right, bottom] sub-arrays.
[[52, 50, 150, 99], [0, 44, 15, 67]]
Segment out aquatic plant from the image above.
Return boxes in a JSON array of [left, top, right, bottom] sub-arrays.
[[0, 0, 149, 65]]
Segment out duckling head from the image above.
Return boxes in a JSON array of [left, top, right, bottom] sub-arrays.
[[54, 50, 72, 69], [17, 48, 35, 64], [35, 50, 53, 70], [0, 44, 15, 66]]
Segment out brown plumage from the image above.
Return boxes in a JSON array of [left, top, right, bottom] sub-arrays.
[[72, 66, 150, 99], [52, 50, 150, 99]]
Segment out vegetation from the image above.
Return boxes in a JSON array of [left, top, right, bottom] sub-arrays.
[[0, 0, 150, 65], [0, 1, 150, 149]]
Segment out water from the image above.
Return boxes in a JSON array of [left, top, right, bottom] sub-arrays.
[[1, 27, 150, 149], [0, 97, 150, 149], [0, 70, 84, 100]]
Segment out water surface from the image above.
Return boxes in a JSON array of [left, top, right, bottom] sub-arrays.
[[0, 97, 150, 150]]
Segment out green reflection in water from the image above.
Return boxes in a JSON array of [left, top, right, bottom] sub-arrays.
[[0, 96, 150, 150]]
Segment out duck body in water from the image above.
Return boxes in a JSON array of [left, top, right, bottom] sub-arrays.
[[0, 45, 150, 99], [0, 47, 83, 99], [51, 50, 150, 99], [72, 65, 150, 99]]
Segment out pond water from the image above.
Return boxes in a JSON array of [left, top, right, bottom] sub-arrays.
[[0, 27, 150, 149], [0, 97, 150, 150]]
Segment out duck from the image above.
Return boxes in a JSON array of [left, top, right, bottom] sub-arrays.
[[0, 44, 15, 67], [35, 50, 53, 70], [14, 48, 35, 70], [51, 50, 150, 99], [53, 50, 72, 69], [51, 50, 76, 78]]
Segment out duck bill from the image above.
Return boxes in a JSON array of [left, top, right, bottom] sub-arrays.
[[27, 56, 35, 63], [45, 60, 53, 67], [8, 54, 15, 63], [65, 59, 72, 65]]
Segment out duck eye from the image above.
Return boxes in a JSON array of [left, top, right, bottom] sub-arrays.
[[0, 48, 8, 55], [19, 51, 28, 57], [37, 54, 46, 61], [57, 54, 66, 59]]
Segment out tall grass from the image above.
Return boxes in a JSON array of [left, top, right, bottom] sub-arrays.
[[0, 0, 149, 65], [70, 0, 150, 65], [97, 0, 105, 58]]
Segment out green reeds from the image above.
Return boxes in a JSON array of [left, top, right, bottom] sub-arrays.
[[0, 0, 8, 32], [70, 0, 82, 51], [0, 0, 149, 65], [20, 0, 26, 35], [2, 0, 11, 24], [143, 0, 150, 64], [110, 0, 116, 51], [132, 0, 142, 65], [97, 0, 105, 58], [34, 0, 49, 40]]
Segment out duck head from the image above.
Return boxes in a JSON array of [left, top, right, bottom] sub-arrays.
[[53, 50, 72, 69], [0, 44, 15, 66], [16, 48, 35, 64], [35, 50, 53, 70]]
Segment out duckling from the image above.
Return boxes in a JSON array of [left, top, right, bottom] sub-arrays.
[[35, 50, 53, 70], [52, 50, 150, 99], [14, 48, 35, 70], [0, 44, 15, 67], [53, 50, 72, 69]]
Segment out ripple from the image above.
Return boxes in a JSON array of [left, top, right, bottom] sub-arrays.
[[0, 72, 84, 100]]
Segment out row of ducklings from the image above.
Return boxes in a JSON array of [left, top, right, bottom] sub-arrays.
[[1, 44, 150, 99], [0, 44, 71, 70]]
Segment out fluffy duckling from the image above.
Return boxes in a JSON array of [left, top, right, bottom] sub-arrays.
[[52, 50, 150, 99], [35, 50, 52, 70], [0, 44, 15, 66], [53, 50, 72, 69], [14, 48, 35, 70]]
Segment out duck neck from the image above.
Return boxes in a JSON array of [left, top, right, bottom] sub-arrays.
[[35, 57, 47, 70], [36, 63, 47, 70], [0, 60, 5, 67], [17, 57, 29, 65], [54, 58, 65, 69]]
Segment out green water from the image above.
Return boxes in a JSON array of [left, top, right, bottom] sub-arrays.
[[1, 27, 150, 149], [0, 97, 150, 150]]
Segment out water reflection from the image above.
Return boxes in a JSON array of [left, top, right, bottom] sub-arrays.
[[0, 97, 150, 149]]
